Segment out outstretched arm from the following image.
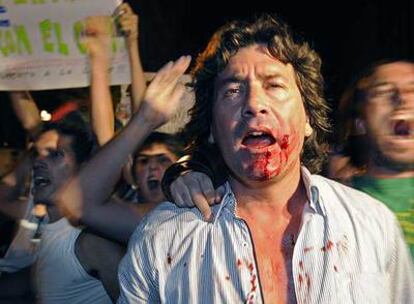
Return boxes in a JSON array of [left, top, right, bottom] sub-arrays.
[[57, 56, 191, 243], [84, 16, 115, 146]]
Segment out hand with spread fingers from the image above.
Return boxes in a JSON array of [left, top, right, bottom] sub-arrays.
[[138, 55, 192, 129]]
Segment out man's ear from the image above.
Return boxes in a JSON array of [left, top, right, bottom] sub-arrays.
[[304, 118, 313, 137], [354, 118, 367, 135]]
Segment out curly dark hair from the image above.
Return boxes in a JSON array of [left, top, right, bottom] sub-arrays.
[[180, 13, 330, 173]]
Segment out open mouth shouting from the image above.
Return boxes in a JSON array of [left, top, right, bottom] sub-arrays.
[[392, 119, 414, 139], [391, 119, 414, 139], [147, 177, 161, 191], [33, 165, 51, 191], [241, 128, 277, 152]]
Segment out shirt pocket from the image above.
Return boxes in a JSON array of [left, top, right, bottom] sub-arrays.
[[334, 272, 390, 304]]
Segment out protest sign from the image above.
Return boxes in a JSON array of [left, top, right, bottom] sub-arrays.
[[0, 0, 131, 90]]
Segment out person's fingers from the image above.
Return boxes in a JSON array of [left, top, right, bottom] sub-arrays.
[[197, 173, 216, 205], [189, 189, 212, 221], [120, 2, 132, 13], [169, 85, 185, 108], [171, 179, 192, 207], [161, 55, 190, 83], [151, 61, 174, 85], [215, 185, 226, 203], [172, 191, 185, 207]]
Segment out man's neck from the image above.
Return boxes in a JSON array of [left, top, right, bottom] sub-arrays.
[[46, 205, 63, 223], [229, 161, 306, 213]]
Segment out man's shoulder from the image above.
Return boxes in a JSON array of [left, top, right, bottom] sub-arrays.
[[312, 174, 397, 222], [129, 202, 206, 245]]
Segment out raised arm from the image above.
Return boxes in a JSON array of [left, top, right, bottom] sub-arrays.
[[9, 91, 41, 140], [118, 3, 147, 113], [84, 16, 115, 146], [56, 56, 191, 243]]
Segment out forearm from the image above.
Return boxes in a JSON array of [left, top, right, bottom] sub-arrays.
[[0, 192, 28, 220], [9, 91, 41, 139], [81, 199, 151, 243], [89, 54, 115, 146], [128, 41, 146, 113], [0, 153, 32, 219]]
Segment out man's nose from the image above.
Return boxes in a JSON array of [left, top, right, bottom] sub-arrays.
[[241, 85, 269, 118], [33, 159, 47, 170], [392, 87, 414, 109], [148, 159, 161, 171]]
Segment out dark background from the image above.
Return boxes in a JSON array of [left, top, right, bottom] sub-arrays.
[[1, 0, 413, 148]]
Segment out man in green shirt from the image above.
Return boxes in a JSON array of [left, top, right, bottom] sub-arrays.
[[335, 60, 414, 259]]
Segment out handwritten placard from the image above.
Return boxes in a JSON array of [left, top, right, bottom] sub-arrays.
[[0, 0, 131, 90]]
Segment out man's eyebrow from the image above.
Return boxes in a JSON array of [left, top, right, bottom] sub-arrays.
[[216, 76, 244, 88], [136, 153, 167, 158], [259, 73, 287, 81], [370, 81, 394, 89]]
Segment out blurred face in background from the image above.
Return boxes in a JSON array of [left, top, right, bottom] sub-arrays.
[[133, 143, 178, 204], [361, 62, 414, 173], [32, 130, 78, 206]]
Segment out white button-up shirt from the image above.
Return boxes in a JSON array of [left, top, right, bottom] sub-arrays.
[[118, 167, 414, 303]]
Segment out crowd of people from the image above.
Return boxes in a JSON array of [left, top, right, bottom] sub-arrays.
[[0, 3, 413, 304]]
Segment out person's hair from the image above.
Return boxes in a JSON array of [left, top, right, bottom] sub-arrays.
[[41, 113, 95, 165], [139, 132, 183, 158], [336, 58, 414, 167], [181, 13, 330, 173], [132, 132, 184, 180]]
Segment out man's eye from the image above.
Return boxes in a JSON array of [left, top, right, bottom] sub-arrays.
[[137, 158, 148, 165], [159, 156, 173, 164], [50, 150, 64, 159], [372, 89, 394, 98], [267, 82, 284, 89], [224, 87, 241, 97]]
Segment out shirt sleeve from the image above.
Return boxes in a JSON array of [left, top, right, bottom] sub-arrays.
[[388, 216, 414, 303], [117, 230, 160, 304]]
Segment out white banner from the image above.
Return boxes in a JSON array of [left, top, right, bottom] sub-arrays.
[[0, 0, 131, 91]]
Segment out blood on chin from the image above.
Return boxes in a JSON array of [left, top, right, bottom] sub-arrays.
[[243, 151, 284, 180]]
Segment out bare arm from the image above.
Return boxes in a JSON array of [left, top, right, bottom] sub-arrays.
[[57, 56, 191, 243], [75, 231, 126, 301], [85, 16, 115, 146], [0, 152, 32, 220], [118, 3, 146, 113], [9, 91, 41, 139]]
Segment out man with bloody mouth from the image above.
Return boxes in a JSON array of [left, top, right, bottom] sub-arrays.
[[118, 15, 414, 303]]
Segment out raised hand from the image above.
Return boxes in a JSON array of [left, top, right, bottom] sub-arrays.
[[116, 3, 138, 46], [136, 55, 192, 129], [83, 15, 112, 59]]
